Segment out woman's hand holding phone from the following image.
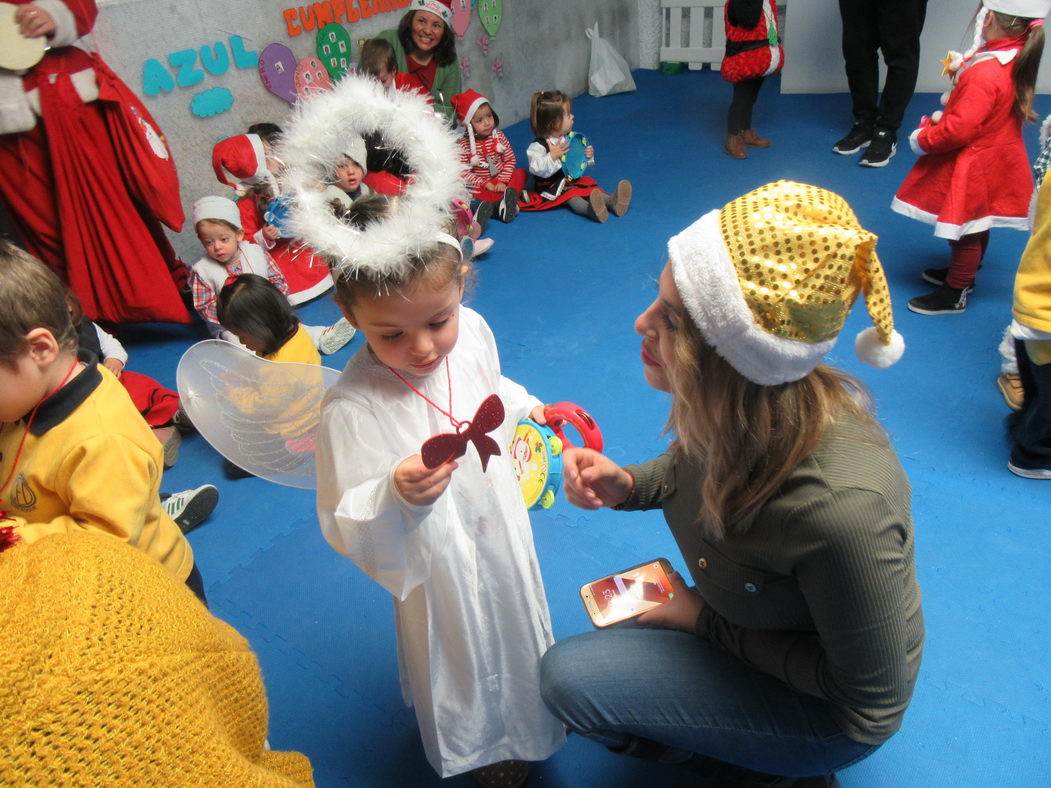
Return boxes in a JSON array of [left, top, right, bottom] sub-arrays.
[[636, 571, 706, 632], [395, 454, 458, 506], [563, 448, 633, 510]]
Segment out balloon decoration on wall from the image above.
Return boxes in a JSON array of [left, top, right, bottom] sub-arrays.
[[450, 0, 472, 40], [293, 56, 333, 100], [478, 0, 501, 39], [316, 23, 352, 80], [491, 57, 504, 78], [478, 33, 489, 56], [259, 43, 299, 104], [460, 55, 471, 79]]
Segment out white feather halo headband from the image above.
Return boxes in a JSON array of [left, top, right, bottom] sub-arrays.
[[278, 75, 466, 280]]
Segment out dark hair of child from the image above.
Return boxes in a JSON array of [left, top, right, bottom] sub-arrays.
[[217, 274, 299, 357], [396, 10, 457, 68], [990, 12, 1046, 121], [327, 195, 471, 311], [360, 38, 397, 77], [247, 122, 283, 146], [530, 90, 570, 138], [0, 239, 78, 360], [195, 217, 241, 234]]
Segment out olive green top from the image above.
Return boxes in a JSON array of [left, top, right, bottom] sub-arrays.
[[622, 411, 924, 745]]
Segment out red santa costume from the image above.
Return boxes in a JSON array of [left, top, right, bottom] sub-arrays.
[[451, 90, 526, 203], [0, 0, 189, 324], [212, 134, 333, 304], [891, 39, 1033, 240], [721, 0, 782, 84]]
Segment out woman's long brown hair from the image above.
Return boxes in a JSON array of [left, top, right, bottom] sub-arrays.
[[666, 314, 877, 540]]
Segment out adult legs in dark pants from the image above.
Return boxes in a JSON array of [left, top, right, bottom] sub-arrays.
[[835, 0, 928, 166], [1009, 338, 1051, 478]]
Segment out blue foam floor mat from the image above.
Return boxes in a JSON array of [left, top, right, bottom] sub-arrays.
[[121, 69, 1049, 785]]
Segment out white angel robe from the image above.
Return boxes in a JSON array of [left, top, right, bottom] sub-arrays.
[[316, 306, 566, 777]]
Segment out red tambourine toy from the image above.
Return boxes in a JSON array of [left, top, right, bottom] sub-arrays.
[[511, 402, 603, 510]]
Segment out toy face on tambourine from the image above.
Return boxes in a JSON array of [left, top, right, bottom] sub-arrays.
[[511, 402, 603, 510], [562, 131, 594, 180]]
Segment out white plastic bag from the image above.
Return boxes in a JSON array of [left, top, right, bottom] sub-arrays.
[[586, 22, 636, 97]]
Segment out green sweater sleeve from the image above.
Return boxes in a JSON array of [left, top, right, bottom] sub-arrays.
[[619, 452, 674, 511], [695, 487, 919, 733]]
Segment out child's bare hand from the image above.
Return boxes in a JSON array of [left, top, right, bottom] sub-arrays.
[[549, 140, 569, 160], [483, 180, 503, 192], [562, 448, 633, 510], [103, 358, 125, 378], [263, 224, 281, 241], [395, 454, 458, 506], [529, 404, 547, 425]]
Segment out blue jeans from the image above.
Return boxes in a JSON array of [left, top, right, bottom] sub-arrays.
[[540, 627, 878, 778]]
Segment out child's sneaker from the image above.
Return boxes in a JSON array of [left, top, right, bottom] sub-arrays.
[[608, 180, 632, 217], [162, 484, 219, 534], [922, 266, 978, 291], [588, 189, 609, 223], [907, 285, 968, 315], [1007, 460, 1051, 480], [318, 318, 356, 355], [498, 187, 519, 223], [472, 237, 495, 258], [155, 426, 182, 469], [474, 200, 494, 233], [460, 236, 475, 260], [172, 404, 196, 433], [997, 373, 1024, 411]]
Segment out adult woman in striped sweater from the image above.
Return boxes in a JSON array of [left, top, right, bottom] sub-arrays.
[[540, 182, 923, 787]]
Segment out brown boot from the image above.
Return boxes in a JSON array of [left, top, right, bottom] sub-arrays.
[[724, 133, 747, 159], [742, 129, 770, 148]]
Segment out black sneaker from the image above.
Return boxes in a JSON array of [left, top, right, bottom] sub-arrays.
[[832, 122, 873, 155], [908, 285, 968, 315], [498, 187, 519, 223], [922, 266, 978, 291], [859, 129, 897, 167], [473, 200, 494, 233], [162, 484, 219, 534]]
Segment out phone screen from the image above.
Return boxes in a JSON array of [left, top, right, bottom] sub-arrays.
[[584, 560, 674, 627]]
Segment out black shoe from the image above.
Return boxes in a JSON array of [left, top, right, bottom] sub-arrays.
[[859, 128, 897, 167], [497, 187, 519, 223], [224, 458, 255, 480], [832, 122, 873, 155], [908, 285, 968, 315], [922, 266, 980, 290], [474, 200, 494, 233], [161, 485, 219, 534]]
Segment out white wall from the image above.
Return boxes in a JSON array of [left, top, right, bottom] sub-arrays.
[[783, 0, 1051, 94], [92, 0, 640, 261]]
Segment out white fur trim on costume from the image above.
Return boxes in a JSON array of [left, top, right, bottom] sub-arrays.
[[890, 197, 1031, 238], [192, 195, 241, 229], [668, 210, 836, 386], [909, 128, 925, 156], [278, 73, 465, 279], [855, 327, 905, 369], [1040, 114, 1051, 147], [36, 0, 79, 48]]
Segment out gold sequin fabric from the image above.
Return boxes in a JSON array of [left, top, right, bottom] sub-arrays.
[[719, 181, 896, 346]]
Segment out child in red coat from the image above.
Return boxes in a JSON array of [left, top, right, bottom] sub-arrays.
[[892, 2, 1047, 315], [721, 0, 783, 160]]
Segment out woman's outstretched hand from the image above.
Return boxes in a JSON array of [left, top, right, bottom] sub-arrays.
[[636, 571, 705, 632], [562, 448, 633, 510]]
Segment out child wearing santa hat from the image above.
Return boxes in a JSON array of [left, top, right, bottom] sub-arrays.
[[189, 196, 354, 355], [451, 90, 526, 225], [211, 133, 335, 304]]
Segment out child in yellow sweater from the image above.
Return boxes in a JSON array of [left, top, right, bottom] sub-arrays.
[[0, 241, 205, 601]]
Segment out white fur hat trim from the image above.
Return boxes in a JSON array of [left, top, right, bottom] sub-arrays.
[[984, 1, 1051, 17], [278, 73, 465, 279], [668, 210, 835, 386]]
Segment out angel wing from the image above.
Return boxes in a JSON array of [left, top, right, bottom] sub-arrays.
[[176, 340, 342, 489]]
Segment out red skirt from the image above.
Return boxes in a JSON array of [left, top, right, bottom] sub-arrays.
[[519, 176, 601, 212]]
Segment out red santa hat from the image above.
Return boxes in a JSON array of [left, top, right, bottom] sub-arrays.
[[451, 90, 503, 166], [411, 0, 452, 23], [212, 134, 269, 191]]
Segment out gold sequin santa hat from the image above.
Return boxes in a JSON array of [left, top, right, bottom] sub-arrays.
[[668, 181, 905, 385]]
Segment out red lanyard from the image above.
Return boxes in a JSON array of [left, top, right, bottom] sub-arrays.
[[386, 358, 465, 429], [0, 359, 80, 525]]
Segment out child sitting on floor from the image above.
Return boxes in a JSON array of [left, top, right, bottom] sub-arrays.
[[189, 196, 354, 355], [358, 38, 420, 196], [520, 90, 632, 223], [0, 241, 207, 601], [331, 137, 372, 203], [218, 274, 320, 366], [451, 89, 525, 226]]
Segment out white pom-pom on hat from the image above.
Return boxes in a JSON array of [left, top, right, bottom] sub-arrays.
[[855, 327, 905, 369]]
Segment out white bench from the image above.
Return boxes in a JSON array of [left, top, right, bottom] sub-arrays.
[[659, 1, 786, 71]]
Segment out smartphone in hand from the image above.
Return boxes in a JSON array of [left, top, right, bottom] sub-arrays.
[[579, 558, 675, 628]]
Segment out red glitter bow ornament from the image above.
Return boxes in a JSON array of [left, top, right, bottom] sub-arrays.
[[421, 394, 505, 471]]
